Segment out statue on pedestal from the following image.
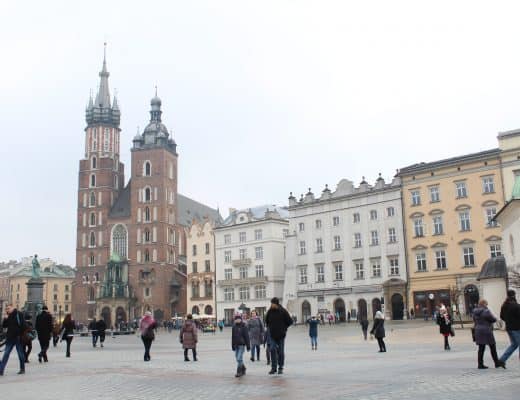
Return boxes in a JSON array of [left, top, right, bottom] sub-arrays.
[[32, 254, 41, 279]]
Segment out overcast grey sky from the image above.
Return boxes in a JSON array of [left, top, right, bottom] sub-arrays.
[[1, 1, 520, 266]]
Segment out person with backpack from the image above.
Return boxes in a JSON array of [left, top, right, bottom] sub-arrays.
[[35, 305, 53, 363], [0, 304, 26, 375]]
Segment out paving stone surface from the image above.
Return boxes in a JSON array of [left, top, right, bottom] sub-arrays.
[[1, 321, 519, 399]]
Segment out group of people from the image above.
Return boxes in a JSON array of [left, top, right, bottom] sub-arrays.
[[433, 291, 520, 369], [0, 304, 77, 375]]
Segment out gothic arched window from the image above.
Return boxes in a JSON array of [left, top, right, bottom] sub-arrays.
[[145, 187, 151, 202], [90, 232, 96, 247], [144, 161, 152, 177], [145, 207, 151, 222], [144, 229, 151, 243], [111, 224, 128, 259], [91, 156, 97, 169], [90, 192, 96, 207], [90, 212, 96, 226], [144, 249, 150, 262], [90, 174, 96, 187]]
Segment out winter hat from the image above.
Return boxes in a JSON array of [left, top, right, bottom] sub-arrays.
[[144, 311, 152, 317], [270, 297, 280, 305]]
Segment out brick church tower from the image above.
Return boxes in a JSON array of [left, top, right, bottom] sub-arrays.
[[73, 49, 187, 325]]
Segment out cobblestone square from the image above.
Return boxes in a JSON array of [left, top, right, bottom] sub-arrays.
[[1, 321, 519, 399]]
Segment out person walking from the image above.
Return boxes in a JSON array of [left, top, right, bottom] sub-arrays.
[[264, 327, 271, 365], [180, 314, 198, 361], [247, 310, 264, 362], [498, 290, 520, 366], [359, 318, 369, 340], [265, 297, 293, 375], [88, 318, 98, 348], [231, 313, 250, 378], [35, 305, 53, 363], [436, 306, 453, 351], [308, 315, 319, 350], [60, 314, 75, 358], [96, 318, 107, 348], [140, 311, 157, 361], [370, 311, 386, 352], [218, 319, 224, 332], [21, 317, 34, 363], [0, 304, 26, 375], [473, 299, 505, 369]]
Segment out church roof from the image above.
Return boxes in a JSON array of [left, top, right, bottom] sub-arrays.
[[109, 181, 132, 218], [177, 194, 222, 226]]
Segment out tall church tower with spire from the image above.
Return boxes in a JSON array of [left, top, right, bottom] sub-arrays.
[[75, 46, 125, 321]]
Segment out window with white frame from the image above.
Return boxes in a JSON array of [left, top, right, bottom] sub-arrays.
[[300, 241, 306, 255], [456, 181, 467, 198], [463, 247, 475, 266], [255, 247, 264, 259], [239, 232, 246, 243], [90, 192, 96, 207], [224, 234, 231, 244], [255, 264, 264, 277], [370, 210, 378, 220], [372, 261, 381, 277], [333, 216, 340, 226], [355, 262, 364, 279], [433, 216, 444, 235], [144, 207, 150, 222], [388, 228, 397, 243], [111, 224, 127, 259], [89, 232, 96, 247], [490, 244, 502, 258], [370, 231, 379, 246], [387, 207, 395, 217], [299, 222, 305, 232], [239, 266, 248, 279], [459, 211, 471, 231], [414, 218, 424, 237], [239, 249, 247, 260], [205, 243, 210, 254], [389, 258, 399, 275], [254, 229, 263, 240], [315, 219, 322, 229], [91, 156, 97, 169], [224, 268, 232, 280], [354, 233, 362, 248], [144, 161, 151, 177], [316, 238, 323, 253], [192, 244, 197, 256], [430, 186, 440, 202], [299, 266, 308, 284], [416, 253, 427, 271], [333, 235, 341, 250], [255, 285, 266, 299], [334, 263, 343, 280], [90, 174, 96, 188], [316, 264, 325, 282], [90, 212, 96, 226], [224, 287, 234, 301], [224, 251, 231, 263], [89, 253, 95, 266], [103, 128, 109, 152], [486, 207, 498, 227], [482, 176, 495, 193], [205, 260, 211, 272], [239, 286, 250, 300], [353, 213, 360, 223], [411, 190, 421, 206], [435, 250, 447, 269]]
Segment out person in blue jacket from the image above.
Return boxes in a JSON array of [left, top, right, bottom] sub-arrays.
[[308, 315, 320, 350]]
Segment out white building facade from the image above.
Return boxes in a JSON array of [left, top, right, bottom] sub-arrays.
[[215, 206, 288, 325], [283, 176, 407, 322]]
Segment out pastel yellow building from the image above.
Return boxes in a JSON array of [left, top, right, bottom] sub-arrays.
[[399, 149, 504, 317], [186, 220, 216, 317], [9, 264, 75, 322]]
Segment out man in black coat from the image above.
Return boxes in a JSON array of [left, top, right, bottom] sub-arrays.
[[0, 304, 26, 375], [88, 318, 98, 347], [499, 289, 520, 365], [264, 297, 293, 375], [96, 318, 107, 348], [35, 305, 53, 363]]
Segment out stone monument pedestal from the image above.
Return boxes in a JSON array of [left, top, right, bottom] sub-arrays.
[[25, 278, 45, 326]]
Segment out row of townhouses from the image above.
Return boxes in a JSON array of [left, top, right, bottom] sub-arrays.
[[186, 130, 520, 324]]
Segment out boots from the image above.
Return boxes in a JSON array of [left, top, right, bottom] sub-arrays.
[[241, 364, 246, 376], [235, 365, 245, 377]]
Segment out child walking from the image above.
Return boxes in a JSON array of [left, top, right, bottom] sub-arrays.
[[231, 313, 250, 378]]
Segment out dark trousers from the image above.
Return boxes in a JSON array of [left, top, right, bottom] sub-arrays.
[[38, 337, 50, 361], [92, 332, 98, 346], [478, 344, 499, 366], [362, 329, 368, 340], [270, 338, 285, 370], [99, 332, 106, 344], [24, 341, 32, 362], [184, 348, 197, 360], [377, 337, 386, 351], [65, 338, 73, 357], [444, 336, 450, 349], [0, 338, 25, 373], [251, 344, 260, 360], [265, 344, 271, 363], [142, 337, 153, 361]]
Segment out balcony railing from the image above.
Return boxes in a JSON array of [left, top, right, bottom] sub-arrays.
[[217, 276, 268, 286], [232, 258, 252, 267]]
